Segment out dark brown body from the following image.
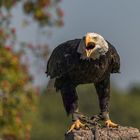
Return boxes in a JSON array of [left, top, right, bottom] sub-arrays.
[[61, 55, 110, 85], [46, 39, 120, 120]]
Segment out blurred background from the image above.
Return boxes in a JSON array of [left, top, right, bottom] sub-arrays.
[[0, 0, 140, 140]]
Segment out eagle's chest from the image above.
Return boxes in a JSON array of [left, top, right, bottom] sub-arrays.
[[69, 56, 109, 84]]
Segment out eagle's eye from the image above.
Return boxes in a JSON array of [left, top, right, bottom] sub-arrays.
[[92, 36, 98, 41]]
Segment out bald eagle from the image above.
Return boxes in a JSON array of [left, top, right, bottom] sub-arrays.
[[46, 33, 120, 132]]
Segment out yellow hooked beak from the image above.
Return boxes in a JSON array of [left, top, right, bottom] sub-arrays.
[[85, 35, 95, 57], [85, 49, 93, 57], [85, 35, 92, 47]]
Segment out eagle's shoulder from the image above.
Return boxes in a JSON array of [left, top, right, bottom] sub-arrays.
[[107, 41, 120, 73], [66, 39, 81, 47], [46, 39, 81, 78]]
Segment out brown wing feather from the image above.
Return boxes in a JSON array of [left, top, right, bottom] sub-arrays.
[[46, 39, 81, 78], [107, 41, 120, 73]]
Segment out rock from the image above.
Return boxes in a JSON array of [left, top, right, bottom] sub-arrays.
[[65, 126, 140, 140], [65, 115, 140, 140]]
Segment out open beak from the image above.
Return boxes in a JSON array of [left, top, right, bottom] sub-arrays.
[[86, 49, 93, 57], [85, 36, 95, 57]]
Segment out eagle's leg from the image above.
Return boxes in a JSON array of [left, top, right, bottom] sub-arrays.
[[60, 84, 85, 133], [95, 76, 118, 127]]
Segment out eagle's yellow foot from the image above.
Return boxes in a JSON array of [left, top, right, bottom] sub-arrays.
[[67, 119, 85, 133], [105, 119, 118, 128]]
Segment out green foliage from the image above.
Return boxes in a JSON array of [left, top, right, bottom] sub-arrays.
[[0, 0, 21, 10], [129, 84, 140, 96], [31, 84, 140, 140], [0, 1, 63, 139], [0, 0, 63, 26], [30, 90, 70, 140], [23, 0, 63, 26], [0, 47, 37, 139]]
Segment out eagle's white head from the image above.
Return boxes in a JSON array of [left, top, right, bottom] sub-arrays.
[[77, 32, 109, 60]]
